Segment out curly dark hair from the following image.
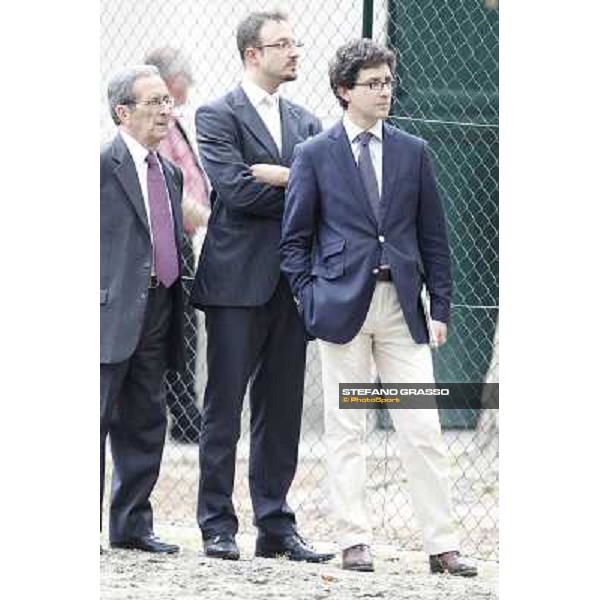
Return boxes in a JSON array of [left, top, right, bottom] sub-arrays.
[[329, 39, 396, 109]]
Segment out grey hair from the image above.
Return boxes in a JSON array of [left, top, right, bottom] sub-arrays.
[[107, 64, 160, 125], [236, 10, 289, 63], [144, 46, 193, 83]]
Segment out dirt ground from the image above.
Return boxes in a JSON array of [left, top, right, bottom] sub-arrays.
[[100, 529, 498, 600], [101, 424, 499, 598]]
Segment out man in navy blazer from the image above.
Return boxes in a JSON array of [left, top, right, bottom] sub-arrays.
[[281, 40, 477, 576], [100, 65, 185, 554], [190, 11, 332, 563]]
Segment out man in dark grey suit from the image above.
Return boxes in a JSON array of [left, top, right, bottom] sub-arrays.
[[100, 65, 185, 554], [191, 11, 332, 563]]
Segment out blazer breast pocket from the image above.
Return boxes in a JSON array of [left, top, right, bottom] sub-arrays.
[[311, 239, 345, 280]]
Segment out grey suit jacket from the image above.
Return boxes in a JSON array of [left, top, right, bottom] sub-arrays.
[[100, 132, 185, 368], [190, 86, 321, 308]]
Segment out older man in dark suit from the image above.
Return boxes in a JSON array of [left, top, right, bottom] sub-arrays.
[[191, 11, 332, 563], [100, 65, 185, 553]]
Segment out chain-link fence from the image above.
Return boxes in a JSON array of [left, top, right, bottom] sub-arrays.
[[101, 0, 498, 560]]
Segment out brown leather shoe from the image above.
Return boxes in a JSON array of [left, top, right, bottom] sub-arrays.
[[342, 544, 374, 572], [429, 551, 477, 577]]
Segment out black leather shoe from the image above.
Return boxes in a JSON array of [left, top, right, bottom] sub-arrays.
[[203, 534, 240, 560], [430, 551, 478, 577], [255, 532, 334, 563], [110, 534, 179, 554]]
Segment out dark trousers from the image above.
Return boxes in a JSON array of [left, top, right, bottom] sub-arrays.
[[100, 285, 172, 542], [197, 277, 307, 538], [166, 234, 202, 442]]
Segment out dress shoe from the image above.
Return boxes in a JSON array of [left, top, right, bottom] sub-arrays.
[[110, 534, 179, 554], [342, 544, 375, 572], [203, 534, 240, 560], [255, 532, 334, 563], [429, 551, 478, 577]]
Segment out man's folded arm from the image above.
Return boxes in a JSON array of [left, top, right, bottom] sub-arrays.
[[195, 104, 284, 220], [280, 144, 318, 296]]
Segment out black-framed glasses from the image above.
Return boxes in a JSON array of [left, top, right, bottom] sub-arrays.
[[256, 39, 304, 51], [354, 79, 395, 92], [125, 95, 174, 108]]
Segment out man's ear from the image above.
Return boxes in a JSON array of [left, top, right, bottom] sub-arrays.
[[338, 86, 351, 105], [243, 47, 260, 67], [115, 104, 130, 125]]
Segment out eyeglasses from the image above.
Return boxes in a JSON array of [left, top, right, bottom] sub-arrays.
[[125, 95, 174, 108], [256, 39, 304, 51], [353, 79, 395, 92]]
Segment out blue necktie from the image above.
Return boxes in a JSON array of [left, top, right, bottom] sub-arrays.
[[356, 131, 380, 221]]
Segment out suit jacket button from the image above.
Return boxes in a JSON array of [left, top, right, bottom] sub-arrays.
[[372, 268, 380, 274], [378, 235, 385, 243]]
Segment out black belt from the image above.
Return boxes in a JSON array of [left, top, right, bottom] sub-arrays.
[[375, 268, 392, 282]]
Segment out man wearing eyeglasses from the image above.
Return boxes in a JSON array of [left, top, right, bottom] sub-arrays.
[[190, 11, 332, 563], [100, 65, 184, 554], [281, 39, 477, 576]]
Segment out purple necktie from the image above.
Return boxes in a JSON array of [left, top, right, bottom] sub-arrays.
[[145, 152, 179, 287]]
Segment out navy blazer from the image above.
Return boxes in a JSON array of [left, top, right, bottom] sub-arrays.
[[191, 86, 321, 308], [100, 133, 185, 369], [280, 120, 452, 345]]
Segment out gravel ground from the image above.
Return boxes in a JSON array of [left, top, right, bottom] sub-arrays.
[[101, 528, 498, 600]]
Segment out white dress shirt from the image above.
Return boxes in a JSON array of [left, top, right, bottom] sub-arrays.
[[241, 76, 282, 154], [342, 114, 383, 197]]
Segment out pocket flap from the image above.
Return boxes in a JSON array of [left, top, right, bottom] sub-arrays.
[[321, 239, 345, 259], [100, 289, 108, 305]]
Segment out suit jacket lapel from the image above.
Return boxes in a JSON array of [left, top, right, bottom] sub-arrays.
[[159, 156, 184, 242], [328, 121, 378, 228], [233, 86, 281, 162], [280, 99, 299, 166], [380, 122, 400, 225], [112, 134, 150, 233]]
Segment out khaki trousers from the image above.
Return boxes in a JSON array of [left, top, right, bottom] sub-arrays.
[[319, 281, 458, 554]]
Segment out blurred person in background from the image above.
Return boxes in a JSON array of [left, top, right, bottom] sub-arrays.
[[100, 65, 184, 554], [145, 47, 211, 444], [190, 11, 332, 563], [281, 39, 477, 576]]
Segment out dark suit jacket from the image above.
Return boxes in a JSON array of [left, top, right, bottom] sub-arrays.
[[280, 120, 452, 345], [100, 132, 185, 369], [191, 86, 322, 308]]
